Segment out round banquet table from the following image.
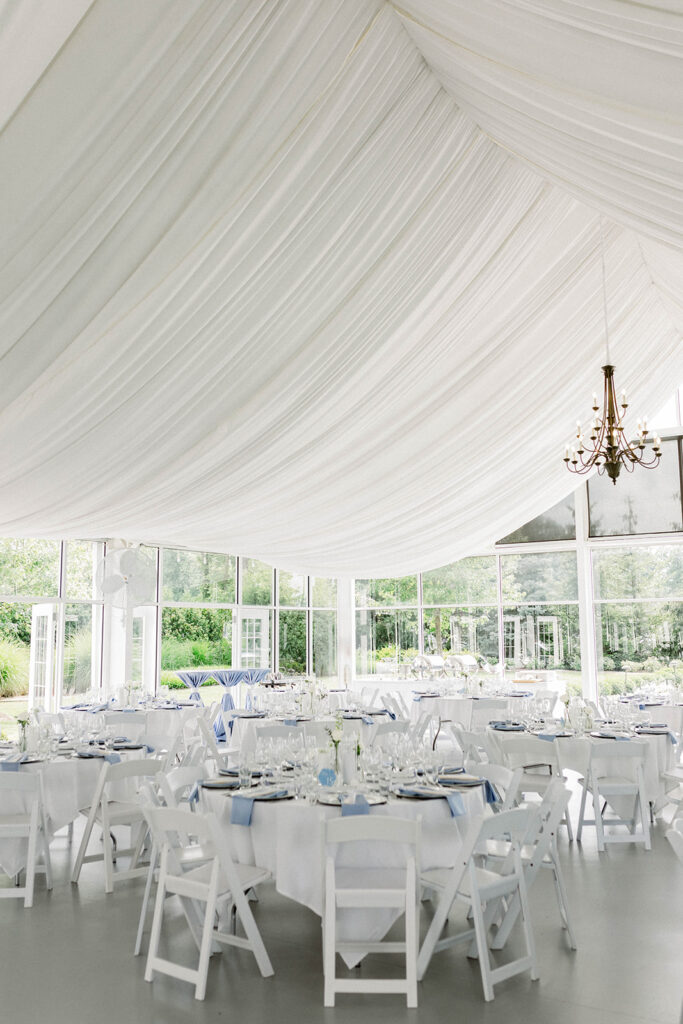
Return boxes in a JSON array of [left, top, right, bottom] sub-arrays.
[[201, 785, 485, 966], [0, 750, 147, 877], [61, 705, 200, 751]]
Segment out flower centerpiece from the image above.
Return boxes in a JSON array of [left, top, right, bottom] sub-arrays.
[[326, 713, 344, 775], [16, 715, 30, 753]]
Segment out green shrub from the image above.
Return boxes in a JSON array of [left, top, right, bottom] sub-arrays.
[[63, 628, 94, 695], [0, 639, 30, 697]]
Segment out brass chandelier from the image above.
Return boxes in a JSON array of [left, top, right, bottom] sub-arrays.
[[564, 221, 662, 484]]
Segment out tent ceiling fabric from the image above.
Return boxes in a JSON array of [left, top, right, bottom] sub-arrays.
[[0, 0, 681, 577]]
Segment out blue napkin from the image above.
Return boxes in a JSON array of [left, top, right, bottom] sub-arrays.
[[381, 708, 397, 720], [537, 733, 557, 742], [445, 792, 465, 816], [362, 716, 375, 725], [341, 794, 370, 816], [231, 795, 254, 826], [283, 719, 305, 727], [0, 752, 29, 771], [482, 780, 499, 804], [188, 782, 200, 806], [490, 721, 524, 731]]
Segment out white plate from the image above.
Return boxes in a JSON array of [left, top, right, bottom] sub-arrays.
[[317, 792, 386, 806]]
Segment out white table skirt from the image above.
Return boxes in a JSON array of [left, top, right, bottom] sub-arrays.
[[202, 786, 485, 965]]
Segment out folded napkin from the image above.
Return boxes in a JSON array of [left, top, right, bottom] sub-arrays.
[[230, 789, 288, 826], [537, 733, 558, 742], [445, 792, 465, 816], [362, 716, 375, 725], [230, 794, 254, 826], [0, 752, 29, 771], [490, 721, 525, 731], [341, 794, 370, 816], [381, 708, 397, 720], [188, 782, 200, 807], [283, 718, 308, 726]]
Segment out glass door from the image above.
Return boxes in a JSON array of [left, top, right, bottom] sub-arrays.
[[28, 603, 57, 710]]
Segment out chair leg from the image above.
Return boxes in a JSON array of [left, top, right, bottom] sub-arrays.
[[550, 857, 577, 950], [24, 822, 38, 909], [592, 785, 605, 852], [517, 871, 539, 981], [71, 803, 98, 882], [639, 790, 651, 850], [417, 886, 454, 980], [470, 892, 494, 1001], [145, 858, 167, 983], [135, 843, 158, 956], [405, 877, 418, 1008], [323, 876, 336, 1006], [576, 783, 588, 843], [102, 815, 114, 894], [195, 872, 219, 1000], [232, 884, 274, 978]]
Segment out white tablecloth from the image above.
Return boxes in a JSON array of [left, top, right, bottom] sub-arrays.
[[61, 706, 198, 750], [202, 786, 485, 964]]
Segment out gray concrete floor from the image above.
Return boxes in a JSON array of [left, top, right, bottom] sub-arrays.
[[2, 789, 682, 1024]]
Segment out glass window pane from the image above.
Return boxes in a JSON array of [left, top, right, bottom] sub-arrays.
[[355, 609, 419, 674], [278, 572, 306, 607], [503, 604, 581, 677], [423, 607, 498, 663], [241, 558, 273, 605], [595, 601, 683, 694], [355, 576, 418, 607], [501, 552, 578, 603], [311, 577, 337, 607], [66, 541, 101, 600], [422, 557, 497, 605], [63, 603, 101, 696], [0, 602, 31, 699], [593, 546, 683, 601], [279, 609, 307, 673], [588, 439, 682, 536], [160, 608, 233, 691], [313, 610, 337, 682], [0, 538, 60, 598], [497, 493, 576, 544], [162, 548, 236, 603]]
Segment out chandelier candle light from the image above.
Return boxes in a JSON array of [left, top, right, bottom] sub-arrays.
[[564, 221, 662, 484]]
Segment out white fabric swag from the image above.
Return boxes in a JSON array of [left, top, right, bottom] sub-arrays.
[[0, 0, 681, 577]]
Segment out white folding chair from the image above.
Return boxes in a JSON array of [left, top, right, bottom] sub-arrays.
[[34, 710, 66, 735], [360, 686, 380, 709], [144, 807, 273, 999], [467, 763, 523, 812], [417, 807, 539, 1001], [71, 757, 160, 892], [157, 765, 208, 809], [197, 717, 238, 769], [323, 815, 420, 1008], [0, 773, 52, 907], [103, 711, 147, 741], [451, 725, 495, 764], [410, 712, 433, 745], [370, 720, 410, 747], [485, 780, 577, 951], [579, 740, 651, 851], [470, 698, 509, 731]]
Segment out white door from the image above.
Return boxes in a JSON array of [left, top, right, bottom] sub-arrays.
[[29, 603, 57, 711]]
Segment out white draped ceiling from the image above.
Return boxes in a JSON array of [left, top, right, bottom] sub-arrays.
[[0, 0, 681, 576]]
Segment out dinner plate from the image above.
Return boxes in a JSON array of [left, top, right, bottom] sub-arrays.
[[248, 788, 294, 801], [112, 742, 144, 750], [316, 792, 386, 806], [396, 786, 449, 799], [439, 774, 484, 787], [219, 767, 265, 777], [200, 778, 241, 790]]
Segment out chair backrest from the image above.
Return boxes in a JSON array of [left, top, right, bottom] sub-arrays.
[[490, 732, 559, 772], [35, 710, 66, 734], [304, 721, 332, 745], [360, 687, 380, 709], [651, 705, 683, 736], [451, 725, 492, 763], [157, 766, 206, 808], [325, 813, 420, 848], [589, 739, 649, 781], [411, 711, 432, 743], [197, 717, 221, 760], [255, 724, 302, 741], [471, 698, 509, 730], [470, 763, 523, 811], [371, 720, 409, 746]]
